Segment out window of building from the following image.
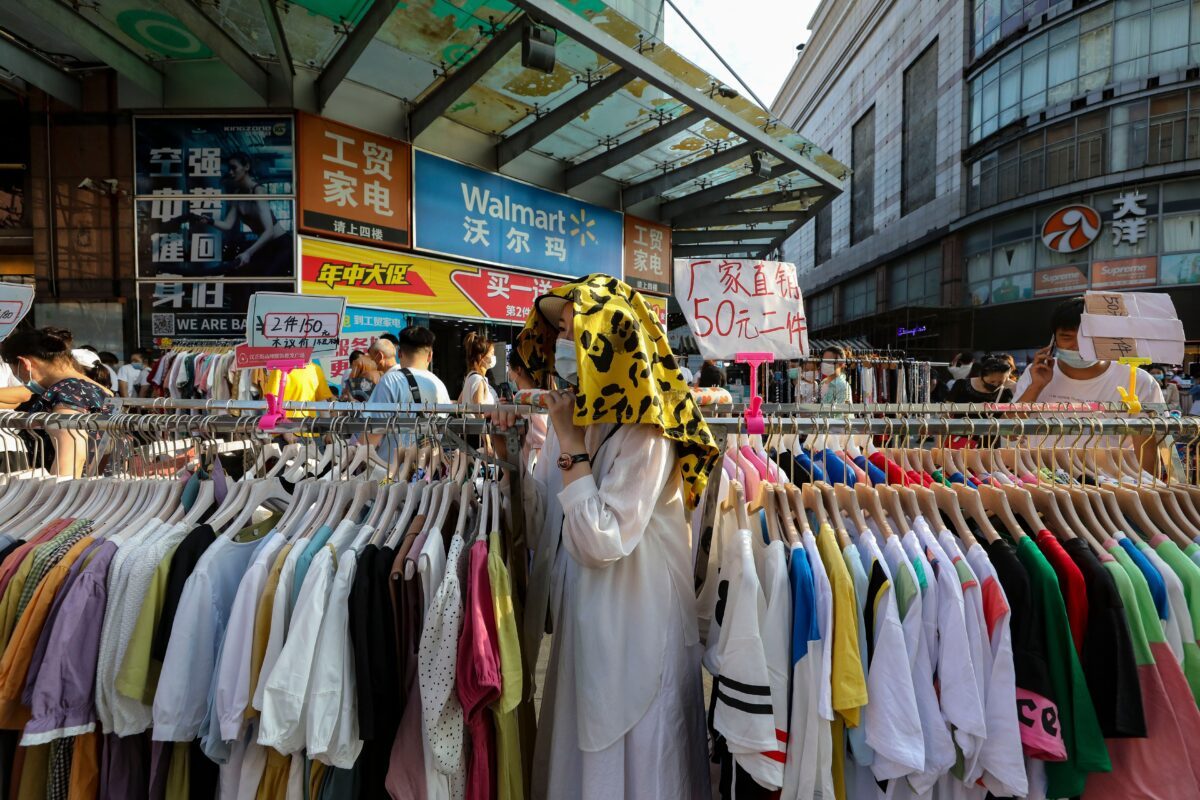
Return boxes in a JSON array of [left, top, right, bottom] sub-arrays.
[[814, 199, 832, 265], [852, 107, 876, 244], [841, 273, 876, 321], [969, 1, 1200, 144], [904, 41, 940, 214], [810, 291, 834, 329], [889, 248, 943, 308], [1149, 91, 1188, 164]]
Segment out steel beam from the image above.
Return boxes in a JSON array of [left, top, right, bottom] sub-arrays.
[[409, 18, 528, 140], [0, 36, 80, 106], [673, 228, 780, 244], [315, 0, 401, 109], [14, 0, 162, 96], [698, 188, 811, 217], [622, 141, 755, 207], [659, 163, 793, 220], [497, 68, 632, 167], [564, 108, 700, 189], [675, 210, 798, 228], [506, 0, 843, 192], [258, 0, 294, 94], [673, 244, 760, 257], [757, 195, 829, 258], [160, 0, 270, 100]]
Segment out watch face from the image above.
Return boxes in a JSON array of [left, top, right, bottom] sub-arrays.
[[557, 452, 572, 470]]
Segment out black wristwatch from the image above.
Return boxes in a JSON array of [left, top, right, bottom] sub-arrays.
[[557, 452, 589, 471]]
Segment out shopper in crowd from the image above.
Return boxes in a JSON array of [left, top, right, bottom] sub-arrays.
[[341, 349, 380, 402], [459, 331, 498, 406], [697, 360, 725, 388], [366, 326, 451, 462], [948, 353, 1015, 403], [491, 275, 717, 799], [1016, 296, 1164, 474], [1, 327, 112, 477], [1148, 363, 1183, 413], [508, 345, 553, 469], [947, 351, 974, 388], [368, 338, 398, 374], [1001, 352, 1019, 391], [792, 358, 821, 403], [96, 352, 120, 392], [380, 332, 400, 348], [819, 345, 853, 404], [116, 349, 149, 398]]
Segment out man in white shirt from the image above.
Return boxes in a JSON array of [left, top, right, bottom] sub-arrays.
[[116, 350, 149, 398], [0, 362, 30, 471], [1014, 296, 1164, 475], [366, 326, 451, 463]]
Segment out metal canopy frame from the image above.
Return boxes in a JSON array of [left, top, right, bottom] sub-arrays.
[[562, 108, 698, 189], [674, 243, 768, 257], [506, 0, 841, 193], [13, 0, 163, 97], [159, 0, 270, 100], [621, 141, 757, 207], [659, 163, 794, 220], [496, 67, 633, 167], [258, 0, 294, 95], [674, 210, 798, 228], [673, 228, 778, 244], [0, 34, 81, 106], [315, 0, 402, 110], [698, 188, 812, 217], [408, 18, 529, 141]]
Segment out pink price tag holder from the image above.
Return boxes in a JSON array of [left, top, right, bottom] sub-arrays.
[[735, 351, 773, 435], [234, 344, 314, 430]]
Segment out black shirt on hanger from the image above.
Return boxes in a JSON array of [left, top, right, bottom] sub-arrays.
[[1061, 537, 1146, 738], [151, 524, 216, 661]]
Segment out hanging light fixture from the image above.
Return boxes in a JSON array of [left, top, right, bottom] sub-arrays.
[[522, 23, 557, 73]]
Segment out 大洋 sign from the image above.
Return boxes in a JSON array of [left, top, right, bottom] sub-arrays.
[[297, 114, 411, 248], [245, 291, 346, 362], [413, 151, 622, 280], [299, 237, 566, 325], [134, 116, 296, 280], [624, 216, 672, 295], [673, 258, 808, 360]]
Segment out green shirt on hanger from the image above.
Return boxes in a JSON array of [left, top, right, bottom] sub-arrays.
[[1015, 537, 1111, 798]]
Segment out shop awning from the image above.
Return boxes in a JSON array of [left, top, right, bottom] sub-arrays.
[[0, 0, 846, 262]]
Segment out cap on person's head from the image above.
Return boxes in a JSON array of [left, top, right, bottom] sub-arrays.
[[535, 293, 571, 327], [1050, 296, 1086, 334], [73, 348, 100, 367]]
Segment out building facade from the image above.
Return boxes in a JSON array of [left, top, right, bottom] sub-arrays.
[[775, 0, 1200, 362]]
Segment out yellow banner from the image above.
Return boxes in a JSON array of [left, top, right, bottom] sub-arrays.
[[300, 237, 566, 323]]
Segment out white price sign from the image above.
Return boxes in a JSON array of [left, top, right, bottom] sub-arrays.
[[1079, 291, 1184, 363], [673, 258, 808, 361], [245, 292, 346, 360], [0, 284, 34, 342]]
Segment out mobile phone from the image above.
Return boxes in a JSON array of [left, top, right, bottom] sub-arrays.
[[1048, 336, 1057, 358]]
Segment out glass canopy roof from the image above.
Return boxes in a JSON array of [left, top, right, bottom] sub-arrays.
[[5, 0, 847, 257]]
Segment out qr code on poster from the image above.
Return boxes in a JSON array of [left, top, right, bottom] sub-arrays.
[[152, 314, 175, 336]]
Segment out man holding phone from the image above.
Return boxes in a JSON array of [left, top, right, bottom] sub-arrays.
[[1015, 296, 1164, 475]]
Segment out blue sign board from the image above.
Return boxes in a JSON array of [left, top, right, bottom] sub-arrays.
[[412, 150, 623, 280]]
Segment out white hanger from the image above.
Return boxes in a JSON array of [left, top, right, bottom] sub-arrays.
[[385, 481, 426, 550], [217, 477, 292, 539], [181, 479, 217, 526]]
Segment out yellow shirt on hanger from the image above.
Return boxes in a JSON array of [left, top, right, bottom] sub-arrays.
[[488, 531, 525, 800]]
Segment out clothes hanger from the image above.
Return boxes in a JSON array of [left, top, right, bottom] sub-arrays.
[[476, 479, 490, 544], [833, 483, 870, 537], [855, 483, 894, 539], [732, 481, 750, 532], [786, 484, 813, 536], [930, 481, 977, 545], [762, 485, 782, 543], [775, 483, 800, 546], [818, 483, 851, 547], [217, 477, 292, 539], [950, 483, 999, 543]]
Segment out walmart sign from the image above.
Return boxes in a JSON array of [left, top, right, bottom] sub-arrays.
[[413, 150, 623, 280]]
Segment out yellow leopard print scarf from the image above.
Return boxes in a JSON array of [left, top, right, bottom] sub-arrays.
[[517, 274, 719, 510]]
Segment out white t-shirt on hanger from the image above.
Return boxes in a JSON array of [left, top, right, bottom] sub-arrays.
[[1013, 361, 1164, 448]]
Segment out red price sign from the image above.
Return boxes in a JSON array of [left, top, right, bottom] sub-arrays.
[[673, 258, 808, 360]]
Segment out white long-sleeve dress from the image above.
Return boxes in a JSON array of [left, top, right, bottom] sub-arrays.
[[524, 422, 710, 800]]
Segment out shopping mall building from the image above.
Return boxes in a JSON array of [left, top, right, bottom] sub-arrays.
[[0, 0, 843, 394], [773, 0, 1200, 364]]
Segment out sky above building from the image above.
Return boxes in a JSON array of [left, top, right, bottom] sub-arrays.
[[662, 0, 821, 110]]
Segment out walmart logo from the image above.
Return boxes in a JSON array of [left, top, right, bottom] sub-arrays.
[[569, 208, 597, 247]]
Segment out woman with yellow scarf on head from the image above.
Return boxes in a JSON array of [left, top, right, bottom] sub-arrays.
[[505, 274, 719, 799]]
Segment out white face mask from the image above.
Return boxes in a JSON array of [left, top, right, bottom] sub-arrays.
[[484, 353, 497, 370], [819, 362, 836, 377], [948, 364, 972, 380], [554, 338, 578, 386], [1055, 348, 1098, 370]]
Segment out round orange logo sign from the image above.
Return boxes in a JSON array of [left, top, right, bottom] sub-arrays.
[[1041, 204, 1101, 253]]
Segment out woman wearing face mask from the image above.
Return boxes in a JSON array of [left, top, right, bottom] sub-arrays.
[[1148, 363, 1183, 413], [819, 345, 854, 404], [791, 359, 820, 403], [948, 354, 1014, 403], [1016, 296, 1165, 475], [1, 327, 112, 477], [459, 331, 499, 406], [490, 275, 718, 800]]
